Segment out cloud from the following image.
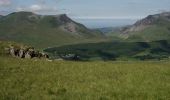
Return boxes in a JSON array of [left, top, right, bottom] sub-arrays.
[[30, 5, 42, 11], [16, 4, 58, 14], [15, 0, 66, 14], [0, 0, 11, 6], [16, 4, 43, 12]]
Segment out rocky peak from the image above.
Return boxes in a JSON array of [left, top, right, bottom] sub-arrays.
[[135, 12, 170, 26], [135, 15, 156, 26], [56, 14, 72, 24]]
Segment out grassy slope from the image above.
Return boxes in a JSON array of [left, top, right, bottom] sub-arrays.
[[121, 17, 170, 42], [0, 56, 170, 100], [126, 25, 170, 42]]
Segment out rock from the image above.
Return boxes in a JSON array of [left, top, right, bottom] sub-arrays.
[[44, 54, 49, 58], [41, 52, 49, 59], [9, 46, 15, 57], [9, 45, 19, 57], [19, 49, 25, 58], [25, 48, 34, 59], [33, 51, 40, 58], [25, 51, 32, 59]]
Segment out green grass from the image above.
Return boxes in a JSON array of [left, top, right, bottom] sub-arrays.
[[0, 56, 170, 100]]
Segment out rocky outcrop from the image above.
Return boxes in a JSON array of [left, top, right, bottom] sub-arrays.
[[7, 45, 49, 59]]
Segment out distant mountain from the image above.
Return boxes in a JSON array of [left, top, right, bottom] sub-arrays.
[[0, 11, 104, 48], [123, 12, 170, 33], [95, 27, 122, 34], [109, 12, 170, 42]]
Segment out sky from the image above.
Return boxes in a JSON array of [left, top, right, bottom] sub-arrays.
[[0, 0, 170, 19]]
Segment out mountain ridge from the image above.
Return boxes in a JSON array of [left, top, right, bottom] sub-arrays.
[[0, 11, 105, 48], [107, 12, 170, 42], [122, 12, 170, 34]]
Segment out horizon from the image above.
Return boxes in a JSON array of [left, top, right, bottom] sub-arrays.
[[0, 10, 141, 28], [0, 10, 169, 28]]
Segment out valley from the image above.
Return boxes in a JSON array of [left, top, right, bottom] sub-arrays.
[[44, 40, 170, 61], [0, 11, 170, 100]]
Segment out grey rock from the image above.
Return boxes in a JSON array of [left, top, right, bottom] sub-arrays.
[[19, 49, 25, 58], [25, 51, 32, 59]]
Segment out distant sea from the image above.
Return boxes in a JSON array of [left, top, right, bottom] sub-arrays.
[[72, 18, 138, 29]]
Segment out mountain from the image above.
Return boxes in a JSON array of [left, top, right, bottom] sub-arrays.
[[110, 12, 170, 42], [0, 11, 104, 48]]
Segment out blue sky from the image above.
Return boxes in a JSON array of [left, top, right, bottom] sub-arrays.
[[0, 0, 170, 19]]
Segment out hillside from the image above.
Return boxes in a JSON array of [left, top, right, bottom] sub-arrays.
[[109, 12, 170, 42], [0, 12, 104, 48], [44, 40, 170, 61]]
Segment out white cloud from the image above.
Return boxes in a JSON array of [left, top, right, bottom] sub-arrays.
[[0, 0, 11, 6], [16, 5, 43, 12], [0, 0, 62, 14], [30, 5, 42, 11], [16, 4, 58, 14]]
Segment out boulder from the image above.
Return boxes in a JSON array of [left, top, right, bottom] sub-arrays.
[[19, 49, 25, 58], [25, 51, 32, 59], [9, 46, 15, 57], [9, 45, 19, 57], [41, 52, 49, 59]]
